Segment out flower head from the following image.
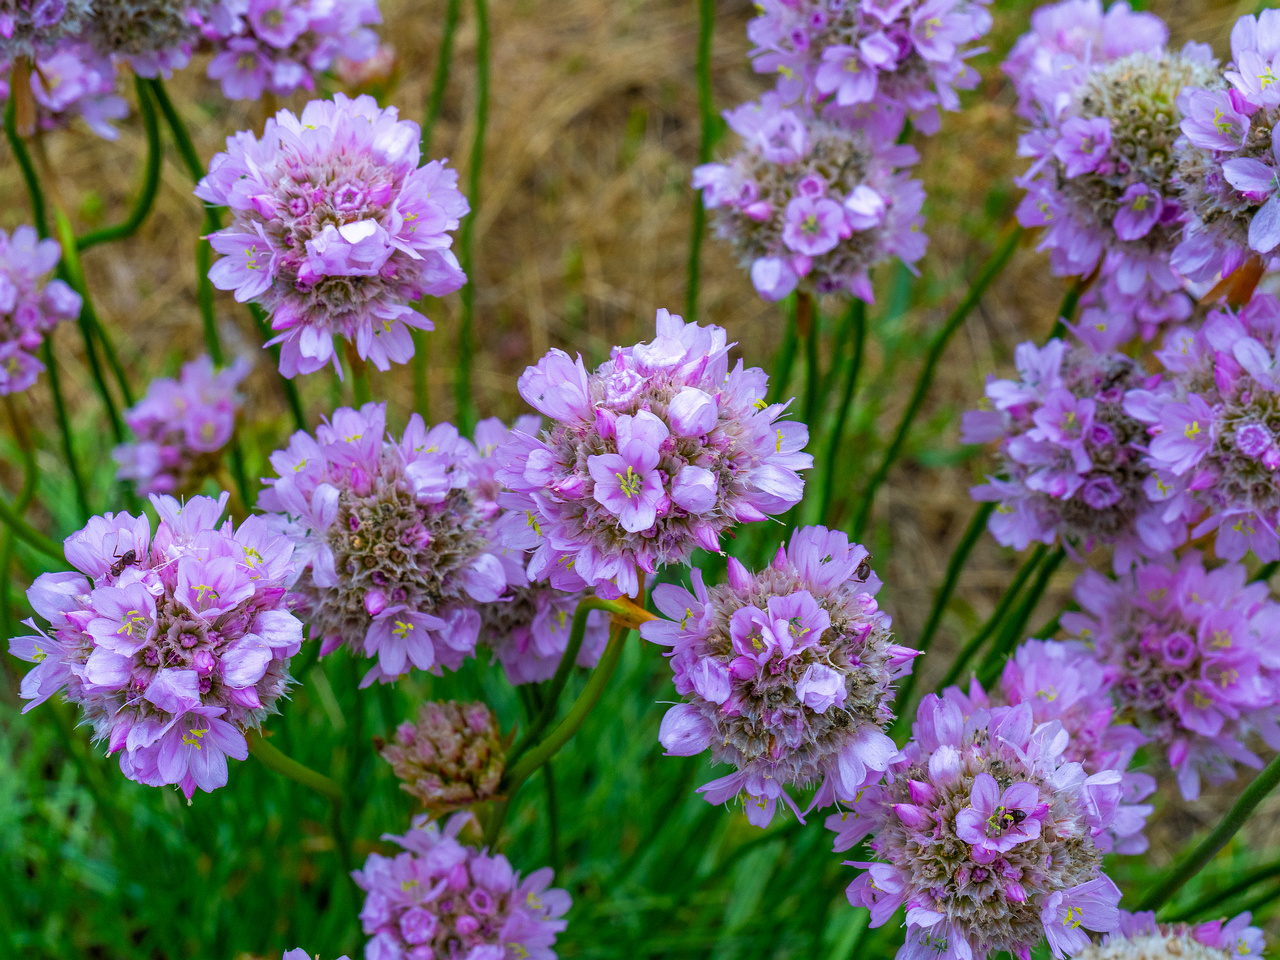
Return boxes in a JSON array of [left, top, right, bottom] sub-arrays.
[[353, 812, 570, 960], [830, 695, 1125, 960], [113, 355, 251, 497], [1062, 553, 1280, 800], [0, 224, 80, 396], [641, 525, 918, 827], [81, 0, 215, 76], [0, 0, 94, 61], [1077, 911, 1265, 960], [495, 309, 811, 599], [0, 44, 129, 139], [259, 403, 517, 686], [197, 93, 468, 378], [693, 94, 925, 303], [7, 493, 303, 799], [379, 701, 505, 811]]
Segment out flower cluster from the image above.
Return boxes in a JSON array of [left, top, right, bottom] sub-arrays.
[[746, 0, 993, 140], [1063, 554, 1280, 800], [353, 812, 570, 960], [379, 701, 505, 811], [80, 0, 216, 76], [1125, 294, 1280, 561], [197, 93, 468, 378], [963, 338, 1182, 567], [1174, 9, 1280, 281], [0, 45, 128, 139], [0, 224, 82, 396], [284, 951, 349, 960], [204, 0, 383, 101], [112, 355, 252, 497], [0, 0, 94, 62], [643, 525, 918, 827], [9, 493, 303, 799], [1079, 911, 1265, 960], [830, 695, 1126, 960], [495, 309, 812, 599], [1011, 0, 1214, 321], [693, 94, 925, 302], [259, 403, 515, 687], [948, 640, 1154, 855]]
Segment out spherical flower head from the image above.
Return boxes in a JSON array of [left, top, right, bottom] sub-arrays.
[[353, 811, 571, 960], [1080, 911, 1266, 960], [693, 94, 925, 303], [379, 700, 506, 811], [1062, 552, 1280, 801], [196, 93, 468, 379], [746, 0, 993, 139], [1126, 294, 1280, 562], [1014, 40, 1218, 310], [495, 308, 812, 599], [203, 0, 383, 100], [964, 339, 1178, 569], [113, 354, 252, 497], [1173, 11, 1280, 279], [0, 223, 80, 396], [259, 402, 517, 687], [0, 0, 94, 61], [641, 525, 918, 828], [829, 695, 1125, 960], [81, 0, 215, 76], [7, 492, 303, 799]]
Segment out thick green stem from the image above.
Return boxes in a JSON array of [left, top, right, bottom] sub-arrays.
[[685, 0, 715, 322], [850, 227, 1023, 539], [766, 295, 799, 406], [977, 546, 1065, 688], [892, 502, 995, 722], [1165, 856, 1280, 921], [41, 339, 90, 523], [421, 0, 462, 155], [247, 732, 345, 805], [1137, 751, 1280, 911], [936, 545, 1046, 692], [78, 77, 162, 251], [819, 300, 866, 524], [455, 0, 489, 433], [801, 293, 822, 431], [1047, 277, 1086, 341], [3, 95, 46, 234], [346, 342, 372, 406]]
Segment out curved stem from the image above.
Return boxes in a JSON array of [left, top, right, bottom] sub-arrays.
[[850, 226, 1022, 540], [977, 546, 1065, 688], [78, 77, 162, 251], [455, 0, 489, 434], [1137, 751, 1280, 912], [247, 731, 345, 805], [820, 300, 866, 524], [4, 94, 47, 235], [40, 338, 90, 523], [892, 501, 994, 721], [685, 0, 715, 322], [936, 544, 1046, 692]]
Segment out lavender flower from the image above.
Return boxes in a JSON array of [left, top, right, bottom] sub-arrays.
[[284, 952, 350, 960], [0, 0, 94, 62], [1125, 294, 1280, 561], [113, 355, 251, 497], [1088, 911, 1266, 960], [82, 0, 215, 76], [829, 695, 1126, 960], [353, 811, 571, 960], [0, 45, 128, 139], [746, 0, 993, 139], [963, 339, 1183, 568], [259, 403, 515, 687], [494, 309, 812, 599], [203, 0, 383, 100], [196, 93, 467, 378], [8, 493, 303, 799], [693, 94, 925, 302], [641, 526, 918, 827], [0, 224, 81, 396], [379, 701, 505, 811], [1063, 553, 1280, 800]]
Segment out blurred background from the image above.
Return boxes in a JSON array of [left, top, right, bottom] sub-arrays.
[[4, 1, 1280, 958]]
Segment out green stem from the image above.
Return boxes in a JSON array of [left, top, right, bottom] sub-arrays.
[[892, 501, 995, 722], [412, 328, 431, 419], [1165, 856, 1280, 921], [249, 303, 306, 432], [849, 227, 1022, 539], [41, 338, 90, 523], [421, 0, 462, 156], [802, 294, 822, 432], [1137, 751, 1280, 911], [766, 296, 799, 406], [820, 300, 866, 524], [347, 343, 372, 406], [3, 95, 46, 235], [247, 732, 345, 805], [685, 0, 715, 322], [455, 0, 489, 434], [1253, 560, 1278, 584], [146, 78, 203, 182], [1047, 278, 1085, 341], [977, 546, 1065, 688], [77, 77, 162, 251], [936, 544, 1046, 692], [1228, 878, 1280, 919], [0, 487, 64, 564]]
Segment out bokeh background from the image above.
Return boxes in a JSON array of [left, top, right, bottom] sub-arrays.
[[4, 1, 1280, 958]]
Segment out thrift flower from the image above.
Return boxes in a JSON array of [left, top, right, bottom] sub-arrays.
[[353, 812, 571, 960], [495, 309, 812, 599], [1063, 553, 1280, 800], [0, 224, 81, 396], [379, 701, 505, 812], [829, 695, 1125, 960], [82, 0, 215, 76], [0, 0, 94, 62], [1078, 911, 1265, 960], [8, 493, 303, 799], [0, 45, 128, 139], [113, 355, 252, 497], [641, 526, 919, 827], [196, 93, 468, 378], [693, 94, 925, 303], [258, 403, 516, 687]]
